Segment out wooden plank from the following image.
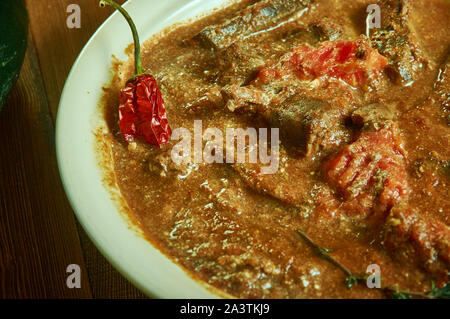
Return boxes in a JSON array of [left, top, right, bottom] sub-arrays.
[[24, 0, 144, 298], [26, 0, 126, 121], [0, 37, 92, 298]]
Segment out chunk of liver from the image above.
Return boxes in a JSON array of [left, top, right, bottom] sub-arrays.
[[370, 0, 429, 85], [384, 204, 450, 277], [197, 0, 313, 50], [309, 17, 343, 42], [351, 103, 397, 130], [267, 96, 350, 155]]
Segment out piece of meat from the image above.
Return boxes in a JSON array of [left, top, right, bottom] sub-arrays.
[[370, 0, 429, 85], [222, 66, 359, 114], [222, 84, 272, 112], [324, 123, 410, 218], [221, 57, 329, 113], [308, 17, 343, 42], [211, 19, 345, 88], [384, 204, 450, 277], [351, 103, 397, 130], [222, 38, 387, 139], [225, 95, 352, 206], [223, 82, 353, 156], [221, 39, 388, 190], [253, 37, 388, 87], [266, 96, 350, 155], [224, 93, 352, 207], [212, 12, 333, 87], [197, 0, 314, 50], [215, 40, 277, 86], [225, 92, 353, 206]]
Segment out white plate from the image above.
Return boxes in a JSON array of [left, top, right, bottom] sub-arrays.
[[56, 0, 233, 298]]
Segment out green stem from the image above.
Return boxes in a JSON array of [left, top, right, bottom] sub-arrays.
[[99, 0, 143, 76], [297, 229, 449, 299], [385, 287, 430, 299], [297, 229, 353, 277]]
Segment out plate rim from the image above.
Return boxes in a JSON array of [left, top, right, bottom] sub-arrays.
[[56, 0, 233, 299]]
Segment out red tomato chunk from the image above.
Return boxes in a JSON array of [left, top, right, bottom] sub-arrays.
[[324, 125, 410, 217], [255, 39, 388, 87]]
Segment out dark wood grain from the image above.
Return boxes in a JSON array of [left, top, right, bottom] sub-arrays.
[[0, 0, 145, 298], [26, 0, 126, 121], [77, 224, 146, 298], [0, 37, 92, 298]]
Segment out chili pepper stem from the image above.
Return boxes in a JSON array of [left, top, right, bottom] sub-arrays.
[[99, 0, 143, 76]]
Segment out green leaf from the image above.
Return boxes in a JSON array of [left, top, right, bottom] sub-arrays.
[[346, 276, 359, 289], [430, 283, 450, 299], [391, 291, 410, 299]]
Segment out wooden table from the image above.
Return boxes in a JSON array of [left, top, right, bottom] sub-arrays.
[[0, 0, 146, 298]]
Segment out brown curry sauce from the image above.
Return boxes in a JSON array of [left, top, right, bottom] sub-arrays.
[[99, 0, 450, 298]]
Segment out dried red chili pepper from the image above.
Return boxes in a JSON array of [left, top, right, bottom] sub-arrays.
[[100, 0, 172, 147]]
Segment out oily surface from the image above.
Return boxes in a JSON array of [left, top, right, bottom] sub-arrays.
[[100, 0, 450, 298]]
